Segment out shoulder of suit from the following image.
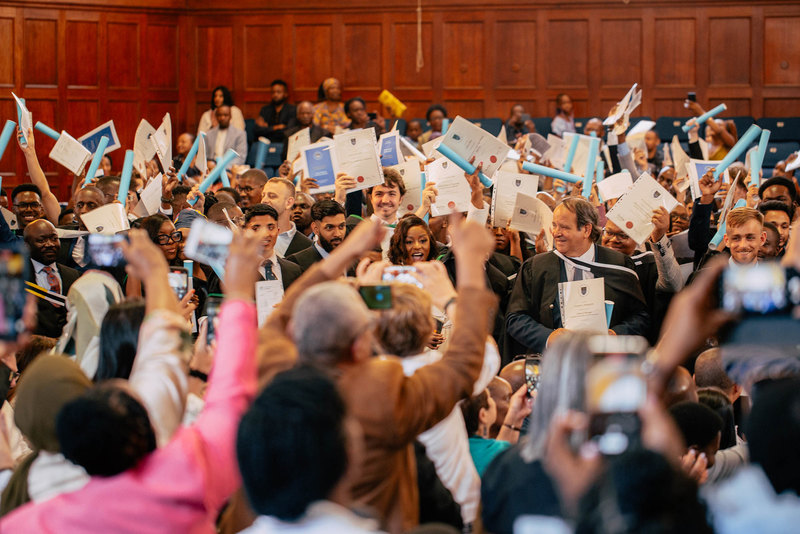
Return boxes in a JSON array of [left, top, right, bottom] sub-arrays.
[[278, 256, 303, 274], [596, 245, 632, 266]]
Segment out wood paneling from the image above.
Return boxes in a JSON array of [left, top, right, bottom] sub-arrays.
[[764, 17, 800, 86], [0, 1, 797, 200]]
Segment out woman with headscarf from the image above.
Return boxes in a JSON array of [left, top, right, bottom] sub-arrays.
[[313, 78, 348, 135], [0, 354, 91, 516]]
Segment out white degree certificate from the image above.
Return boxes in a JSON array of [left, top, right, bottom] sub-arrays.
[[334, 128, 383, 193], [509, 193, 553, 246], [438, 116, 509, 178], [256, 280, 284, 327], [492, 171, 539, 227], [427, 158, 471, 216], [287, 127, 311, 164], [558, 277, 607, 333], [606, 172, 679, 244], [392, 160, 423, 216]]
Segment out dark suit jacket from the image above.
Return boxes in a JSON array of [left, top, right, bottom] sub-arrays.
[[630, 251, 675, 344], [505, 245, 649, 357], [56, 236, 127, 287], [285, 245, 323, 273], [29, 261, 81, 339], [284, 231, 313, 258], [206, 256, 302, 297]]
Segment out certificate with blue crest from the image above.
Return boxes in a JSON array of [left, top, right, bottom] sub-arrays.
[[301, 140, 339, 194]]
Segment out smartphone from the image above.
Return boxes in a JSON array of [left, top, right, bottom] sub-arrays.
[[359, 285, 392, 309], [205, 295, 223, 345], [87, 233, 126, 267], [183, 218, 233, 271], [684, 91, 697, 109], [382, 265, 423, 289], [368, 112, 377, 121], [524, 354, 543, 396], [168, 267, 189, 300], [718, 262, 797, 315], [585, 335, 649, 455], [0, 246, 28, 341]]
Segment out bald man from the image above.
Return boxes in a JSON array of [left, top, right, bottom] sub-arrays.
[[694, 348, 742, 404], [282, 101, 333, 161], [24, 219, 81, 338]]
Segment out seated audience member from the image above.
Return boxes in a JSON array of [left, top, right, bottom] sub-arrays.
[[759, 221, 781, 259], [236, 366, 381, 533], [505, 104, 533, 144], [344, 97, 384, 137], [693, 348, 742, 405], [486, 376, 513, 438], [403, 119, 423, 148], [669, 401, 724, 481], [388, 216, 439, 265], [209, 204, 301, 296], [197, 85, 245, 134], [313, 78, 348, 135], [262, 178, 313, 257], [1, 229, 262, 533], [758, 176, 796, 207], [0, 355, 91, 516], [236, 169, 269, 210], [686, 100, 737, 160], [418, 104, 448, 145], [258, 219, 497, 532], [254, 79, 296, 143], [291, 192, 314, 238], [172, 132, 195, 171], [481, 335, 593, 534], [601, 210, 683, 342], [204, 105, 247, 168], [505, 197, 649, 355], [645, 129, 663, 172], [283, 101, 331, 157], [286, 200, 346, 273], [758, 200, 793, 254], [550, 93, 575, 137], [24, 219, 81, 339], [461, 386, 530, 476]]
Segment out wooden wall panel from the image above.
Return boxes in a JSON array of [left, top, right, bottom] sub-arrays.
[[391, 21, 432, 90], [654, 18, 696, 87], [0, 17, 12, 87], [709, 18, 750, 86], [65, 99, 99, 139], [107, 22, 140, 89], [600, 19, 641, 88], [243, 24, 282, 90], [107, 100, 141, 149], [66, 21, 99, 87], [443, 22, 483, 89], [763, 17, 800, 86], [24, 19, 58, 87], [196, 25, 233, 90], [293, 24, 332, 92], [145, 24, 179, 89], [545, 19, 587, 88], [494, 21, 536, 89], [344, 23, 382, 91]]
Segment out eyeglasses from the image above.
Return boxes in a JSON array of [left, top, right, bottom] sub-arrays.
[[13, 202, 41, 210], [603, 229, 630, 241], [156, 231, 183, 245]]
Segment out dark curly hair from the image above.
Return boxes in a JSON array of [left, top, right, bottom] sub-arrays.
[[388, 215, 438, 265]]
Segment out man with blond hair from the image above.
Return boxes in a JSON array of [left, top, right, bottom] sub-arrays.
[[724, 207, 765, 266]]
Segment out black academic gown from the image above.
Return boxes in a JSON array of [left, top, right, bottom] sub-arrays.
[[504, 245, 649, 359], [630, 250, 674, 344]]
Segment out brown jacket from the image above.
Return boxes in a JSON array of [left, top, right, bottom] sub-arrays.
[[258, 262, 498, 533]]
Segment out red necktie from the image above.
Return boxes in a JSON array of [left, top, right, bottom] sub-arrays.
[[43, 266, 61, 294]]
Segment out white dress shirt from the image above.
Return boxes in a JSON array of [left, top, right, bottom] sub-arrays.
[[258, 252, 283, 283], [313, 241, 330, 259], [71, 236, 88, 268], [240, 501, 382, 533], [214, 128, 228, 159], [31, 259, 63, 293], [275, 222, 298, 258], [565, 244, 595, 281], [370, 213, 398, 259]]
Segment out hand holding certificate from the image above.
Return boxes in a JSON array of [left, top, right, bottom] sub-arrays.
[[49, 131, 92, 175], [301, 141, 340, 194], [334, 128, 383, 193], [256, 280, 284, 327], [491, 171, 539, 227], [606, 172, 679, 244], [509, 193, 553, 249], [426, 158, 471, 216], [558, 277, 608, 333], [392, 160, 423, 216], [287, 127, 311, 164], [378, 131, 403, 167], [438, 116, 509, 179]]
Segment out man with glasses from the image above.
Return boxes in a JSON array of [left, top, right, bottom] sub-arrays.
[[601, 208, 684, 343], [236, 169, 269, 210], [10, 185, 46, 233]]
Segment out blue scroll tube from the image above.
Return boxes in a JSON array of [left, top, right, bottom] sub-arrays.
[[435, 143, 493, 187], [563, 133, 580, 173], [441, 118, 449, 135], [709, 198, 747, 249], [749, 129, 771, 188], [713, 124, 762, 180], [16, 98, 27, 147], [190, 148, 239, 205], [118, 150, 135, 205], [605, 301, 614, 329], [682, 103, 727, 133], [522, 161, 582, 184], [34, 121, 60, 141], [420, 171, 428, 223], [83, 136, 110, 186], [183, 260, 194, 278], [582, 136, 600, 199], [176, 133, 203, 182], [253, 142, 268, 171], [0, 120, 17, 163], [595, 160, 606, 202]]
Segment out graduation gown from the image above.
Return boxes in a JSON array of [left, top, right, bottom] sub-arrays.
[[504, 245, 649, 358]]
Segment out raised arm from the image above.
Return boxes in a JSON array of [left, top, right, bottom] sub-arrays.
[[18, 128, 60, 224]]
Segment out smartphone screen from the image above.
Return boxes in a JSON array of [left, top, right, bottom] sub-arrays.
[[718, 262, 795, 315], [382, 266, 422, 289], [205, 296, 223, 345], [168, 267, 189, 300], [687, 91, 697, 102], [359, 285, 392, 309], [524, 354, 543, 396], [87, 234, 126, 267], [0, 247, 28, 341]]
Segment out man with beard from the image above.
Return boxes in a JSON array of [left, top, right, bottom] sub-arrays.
[[292, 192, 314, 238], [286, 200, 346, 273], [207, 204, 302, 297], [24, 219, 81, 338], [254, 79, 296, 143], [58, 186, 106, 271]]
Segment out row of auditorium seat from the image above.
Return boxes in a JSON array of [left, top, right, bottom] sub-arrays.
[[242, 116, 800, 178]]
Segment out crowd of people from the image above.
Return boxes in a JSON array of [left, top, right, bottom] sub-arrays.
[[0, 76, 798, 534]]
